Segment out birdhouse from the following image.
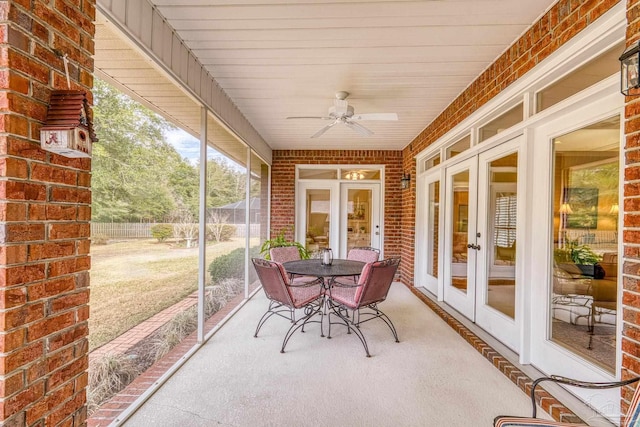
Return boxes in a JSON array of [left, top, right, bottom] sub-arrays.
[[40, 90, 97, 158]]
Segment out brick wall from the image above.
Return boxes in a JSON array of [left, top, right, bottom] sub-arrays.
[[0, 1, 95, 426], [401, 0, 621, 287], [270, 150, 403, 263], [623, 0, 640, 414]]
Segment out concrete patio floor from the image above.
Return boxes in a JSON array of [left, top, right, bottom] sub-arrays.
[[117, 282, 552, 427]]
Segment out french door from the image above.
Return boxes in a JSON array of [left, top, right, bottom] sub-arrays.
[[296, 181, 382, 259], [443, 137, 522, 351], [415, 170, 441, 296]]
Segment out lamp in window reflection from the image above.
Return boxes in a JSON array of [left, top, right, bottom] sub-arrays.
[[620, 41, 640, 96], [559, 203, 573, 215], [609, 203, 619, 215]]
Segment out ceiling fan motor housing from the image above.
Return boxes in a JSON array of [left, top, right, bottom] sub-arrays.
[[329, 103, 354, 118]]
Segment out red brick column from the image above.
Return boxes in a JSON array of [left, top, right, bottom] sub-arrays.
[[0, 1, 95, 426], [622, 0, 640, 414]]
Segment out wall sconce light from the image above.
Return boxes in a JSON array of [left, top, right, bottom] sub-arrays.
[[401, 173, 411, 189], [620, 41, 640, 96]]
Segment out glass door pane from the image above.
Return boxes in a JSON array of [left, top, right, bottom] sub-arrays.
[[486, 155, 517, 317], [305, 189, 331, 254], [550, 117, 619, 373], [346, 188, 372, 251], [427, 181, 440, 279], [451, 170, 470, 293], [443, 156, 478, 320]]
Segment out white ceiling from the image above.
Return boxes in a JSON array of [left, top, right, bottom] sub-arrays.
[[98, 0, 559, 151]]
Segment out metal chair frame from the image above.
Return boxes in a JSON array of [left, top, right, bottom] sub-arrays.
[[252, 258, 324, 353], [326, 257, 400, 357], [494, 375, 640, 426]]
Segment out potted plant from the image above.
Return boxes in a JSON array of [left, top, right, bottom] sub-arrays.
[[554, 239, 602, 277], [259, 231, 309, 260]]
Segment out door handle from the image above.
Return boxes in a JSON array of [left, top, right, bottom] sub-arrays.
[[467, 243, 481, 251]]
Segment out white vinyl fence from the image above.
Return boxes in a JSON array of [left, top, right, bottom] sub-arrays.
[[91, 223, 260, 239]]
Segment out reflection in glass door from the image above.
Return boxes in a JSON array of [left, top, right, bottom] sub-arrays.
[[304, 189, 331, 253], [549, 117, 619, 374], [346, 188, 372, 251], [475, 142, 521, 351], [444, 137, 522, 351], [443, 158, 477, 319], [484, 155, 517, 317], [415, 170, 441, 296], [341, 184, 381, 256]]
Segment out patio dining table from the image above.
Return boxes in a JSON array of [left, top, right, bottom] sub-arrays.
[[282, 259, 365, 286]]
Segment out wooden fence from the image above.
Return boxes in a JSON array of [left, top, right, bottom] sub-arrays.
[[91, 223, 260, 239]]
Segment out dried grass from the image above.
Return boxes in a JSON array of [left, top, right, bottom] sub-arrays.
[[88, 277, 246, 414], [88, 353, 140, 414], [152, 278, 243, 360]]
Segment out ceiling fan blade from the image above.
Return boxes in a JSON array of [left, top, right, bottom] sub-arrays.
[[351, 113, 398, 121], [286, 116, 332, 120], [310, 120, 339, 138], [345, 121, 374, 137]]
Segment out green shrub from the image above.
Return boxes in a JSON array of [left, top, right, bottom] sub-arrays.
[[208, 246, 259, 284], [220, 224, 236, 241], [150, 224, 173, 242]]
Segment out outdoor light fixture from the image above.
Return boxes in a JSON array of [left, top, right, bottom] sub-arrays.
[[620, 41, 640, 96], [345, 171, 364, 180], [401, 173, 411, 189]]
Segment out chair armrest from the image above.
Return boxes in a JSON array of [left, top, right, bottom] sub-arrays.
[[330, 278, 361, 288], [529, 375, 640, 418], [287, 277, 323, 288]]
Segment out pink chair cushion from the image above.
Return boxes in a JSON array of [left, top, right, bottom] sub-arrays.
[[330, 262, 374, 308], [347, 248, 379, 264], [270, 246, 301, 264], [354, 262, 373, 301]]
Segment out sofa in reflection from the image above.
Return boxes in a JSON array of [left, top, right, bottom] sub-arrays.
[[552, 252, 617, 328]]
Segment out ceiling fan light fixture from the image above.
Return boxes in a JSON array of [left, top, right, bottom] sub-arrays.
[[345, 171, 365, 180]]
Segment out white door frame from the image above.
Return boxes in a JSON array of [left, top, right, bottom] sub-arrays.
[[529, 90, 622, 417], [443, 157, 478, 319], [474, 136, 524, 352], [296, 180, 383, 259], [415, 169, 444, 297], [339, 183, 382, 257]]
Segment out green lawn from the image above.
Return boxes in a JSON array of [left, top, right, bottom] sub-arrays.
[[88, 238, 247, 350]]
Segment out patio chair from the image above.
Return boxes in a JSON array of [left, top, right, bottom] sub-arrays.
[[269, 246, 302, 263], [345, 246, 380, 282], [326, 257, 400, 357], [269, 246, 316, 283], [252, 258, 324, 353], [493, 375, 640, 426]]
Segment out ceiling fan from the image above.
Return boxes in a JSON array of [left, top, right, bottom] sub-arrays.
[[286, 91, 398, 138]]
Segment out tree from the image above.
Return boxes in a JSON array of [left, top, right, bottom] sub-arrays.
[[92, 79, 196, 222], [208, 211, 230, 242]]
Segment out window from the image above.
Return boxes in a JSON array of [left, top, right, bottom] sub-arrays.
[[536, 43, 623, 112], [446, 135, 471, 159], [479, 104, 523, 142], [550, 116, 619, 373]]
